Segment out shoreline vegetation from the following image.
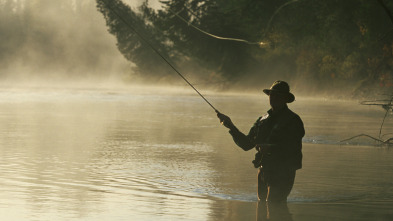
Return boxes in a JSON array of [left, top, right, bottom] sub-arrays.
[[96, 0, 393, 98]]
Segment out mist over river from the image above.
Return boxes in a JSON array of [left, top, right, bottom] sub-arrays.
[[0, 86, 393, 221]]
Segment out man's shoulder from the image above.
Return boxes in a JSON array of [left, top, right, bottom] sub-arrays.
[[285, 107, 299, 116], [284, 108, 303, 122]]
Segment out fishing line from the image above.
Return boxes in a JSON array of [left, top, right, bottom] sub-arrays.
[[168, 8, 267, 46], [260, 0, 299, 39], [101, 0, 219, 112], [168, 0, 300, 47]]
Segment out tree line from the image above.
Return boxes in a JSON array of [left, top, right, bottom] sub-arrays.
[[97, 0, 393, 97]]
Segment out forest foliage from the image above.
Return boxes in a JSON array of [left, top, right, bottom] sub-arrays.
[[97, 0, 393, 96]]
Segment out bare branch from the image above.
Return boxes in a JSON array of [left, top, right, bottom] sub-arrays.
[[340, 134, 384, 143]]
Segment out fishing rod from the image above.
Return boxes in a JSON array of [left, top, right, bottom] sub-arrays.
[[101, 0, 219, 113]]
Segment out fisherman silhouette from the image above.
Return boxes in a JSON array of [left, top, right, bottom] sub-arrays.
[[217, 80, 304, 202]]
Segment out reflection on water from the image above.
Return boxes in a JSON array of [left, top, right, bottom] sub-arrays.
[[0, 87, 393, 220], [256, 201, 293, 221]]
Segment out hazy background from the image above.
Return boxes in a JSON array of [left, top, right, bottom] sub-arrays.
[[0, 0, 130, 86], [1, 0, 393, 99]]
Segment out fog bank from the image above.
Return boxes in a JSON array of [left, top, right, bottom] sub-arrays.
[[0, 0, 130, 84]]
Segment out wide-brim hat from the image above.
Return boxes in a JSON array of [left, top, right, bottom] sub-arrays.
[[263, 80, 295, 103]]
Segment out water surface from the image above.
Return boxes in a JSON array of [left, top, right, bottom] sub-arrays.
[[0, 86, 392, 220]]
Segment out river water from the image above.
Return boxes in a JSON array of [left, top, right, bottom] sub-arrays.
[[0, 86, 392, 221]]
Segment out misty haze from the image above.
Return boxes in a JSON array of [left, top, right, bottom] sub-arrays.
[[1, 1, 393, 221]]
